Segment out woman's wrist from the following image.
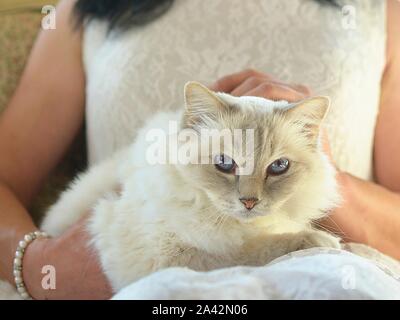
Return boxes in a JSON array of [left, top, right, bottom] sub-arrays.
[[20, 221, 113, 300], [0, 225, 37, 284], [13, 231, 49, 299], [21, 237, 52, 300]]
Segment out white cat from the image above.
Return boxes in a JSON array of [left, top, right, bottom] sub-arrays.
[[41, 82, 341, 292]]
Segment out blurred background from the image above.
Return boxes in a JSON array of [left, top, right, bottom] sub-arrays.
[[0, 1, 56, 111]]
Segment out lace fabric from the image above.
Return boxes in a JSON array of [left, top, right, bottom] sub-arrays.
[[83, 0, 386, 180]]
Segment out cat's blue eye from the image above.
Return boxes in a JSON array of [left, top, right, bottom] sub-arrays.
[[214, 154, 237, 174], [267, 158, 290, 176]]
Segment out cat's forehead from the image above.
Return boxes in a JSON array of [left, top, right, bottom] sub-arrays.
[[216, 93, 290, 113]]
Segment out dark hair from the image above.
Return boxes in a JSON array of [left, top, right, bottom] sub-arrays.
[[74, 0, 174, 30], [75, 0, 339, 31]]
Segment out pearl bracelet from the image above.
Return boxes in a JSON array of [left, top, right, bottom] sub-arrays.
[[13, 231, 49, 300]]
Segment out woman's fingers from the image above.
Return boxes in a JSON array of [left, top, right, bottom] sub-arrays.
[[230, 77, 312, 100], [246, 83, 308, 102], [230, 76, 265, 96], [291, 84, 312, 96], [210, 69, 274, 93], [210, 69, 312, 102]]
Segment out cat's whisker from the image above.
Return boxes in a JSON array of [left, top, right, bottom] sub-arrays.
[[217, 214, 230, 233], [312, 220, 340, 237], [312, 217, 357, 243], [323, 215, 357, 242]]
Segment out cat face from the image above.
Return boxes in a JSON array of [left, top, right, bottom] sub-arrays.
[[178, 82, 336, 222]]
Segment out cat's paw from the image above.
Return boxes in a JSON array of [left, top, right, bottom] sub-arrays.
[[297, 230, 342, 250]]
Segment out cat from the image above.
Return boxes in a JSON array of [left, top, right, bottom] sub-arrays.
[[41, 81, 341, 291]]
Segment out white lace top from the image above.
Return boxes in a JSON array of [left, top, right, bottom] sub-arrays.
[[83, 0, 386, 181]]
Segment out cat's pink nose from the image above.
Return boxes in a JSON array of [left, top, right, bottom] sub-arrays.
[[239, 198, 259, 210]]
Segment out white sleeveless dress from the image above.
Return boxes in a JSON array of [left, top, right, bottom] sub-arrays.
[[83, 0, 386, 181]]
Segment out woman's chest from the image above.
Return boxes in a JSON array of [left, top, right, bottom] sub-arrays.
[[84, 0, 386, 180]]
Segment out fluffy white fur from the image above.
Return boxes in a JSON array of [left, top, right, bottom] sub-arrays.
[[41, 82, 341, 291]]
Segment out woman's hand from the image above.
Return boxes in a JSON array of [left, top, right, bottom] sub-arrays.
[[23, 217, 113, 300], [210, 69, 311, 101]]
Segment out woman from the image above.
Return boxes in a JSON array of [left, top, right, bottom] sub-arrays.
[[0, 0, 399, 299]]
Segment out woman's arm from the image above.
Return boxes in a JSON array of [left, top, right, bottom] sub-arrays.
[[323, 172, 400, 259], [0, 0, 111, 299], [319, 0, 400, 259], [374, 0, 400, 192]]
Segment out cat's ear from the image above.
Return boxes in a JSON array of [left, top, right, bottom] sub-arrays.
[[183, 81, 227, 128], [285, 96, 330, 141]]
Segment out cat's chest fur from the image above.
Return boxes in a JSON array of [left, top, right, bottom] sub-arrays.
[[87, 159, 304, 289]]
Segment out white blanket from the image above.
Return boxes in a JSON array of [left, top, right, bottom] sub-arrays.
[[113, 245, 400, 300], [2, 244, 400, 300]]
